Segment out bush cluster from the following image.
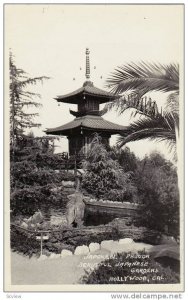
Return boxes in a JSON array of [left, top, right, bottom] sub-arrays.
[[81, 136, 137, 202]]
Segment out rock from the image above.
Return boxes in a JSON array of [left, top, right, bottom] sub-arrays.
[[74, 245, 90, 256], [24, 211, 44, 226], [159, 234, 178, 245], [119, 238, 134, 244], [89, 242, 100, 252], [61, 249, 73, 258], [83, 196, 90, 201], [62, 181, 75, 187], [31, 211, 44, 224], [50, 216, 67, 226], [149, 244, 180, 261], [101, 240, 118, 251], [20, 222, 28, 229], [110, 242, 152, 256]]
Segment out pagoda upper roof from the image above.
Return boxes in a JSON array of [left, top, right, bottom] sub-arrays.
[[46, 115, 126, 136], [55, 81, 118, 104]]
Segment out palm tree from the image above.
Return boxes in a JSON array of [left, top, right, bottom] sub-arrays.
[[104, 62, 179, 160]]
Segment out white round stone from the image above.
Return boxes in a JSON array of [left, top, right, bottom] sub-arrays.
[[101, 240, 118, 251], [74, 245, 90, 256], [89, 242, 100, 252], [118, 238, 134, 244], [49, 253, 60, 259], [61, 249, 73, 258]]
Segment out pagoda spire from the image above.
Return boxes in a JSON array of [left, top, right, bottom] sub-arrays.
[[85, 48, 90, 80]]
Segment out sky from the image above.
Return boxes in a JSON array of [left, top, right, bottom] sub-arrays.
[[5, 4, 184, 160]]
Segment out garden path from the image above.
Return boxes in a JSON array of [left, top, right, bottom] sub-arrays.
[[11, 242, 153, 285]]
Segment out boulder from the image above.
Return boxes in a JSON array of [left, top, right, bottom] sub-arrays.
[[119, 238, 134, 244], [50, 216, 67, 226], [24, 211, 44, 227], [31, 211, 44, 224], [74, 245, 90, 256], [89, 242, 100, 253], [101, 240, 118, 251], [20, 222, 28, 229], [159, 234, 178, 245], [110, 242, 152, 256], [30, 224, 36, 229], [61, 249, 73, 258], [149, 244, 180, 261]]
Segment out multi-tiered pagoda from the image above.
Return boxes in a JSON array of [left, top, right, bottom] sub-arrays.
[[46, 49, 126, 156]]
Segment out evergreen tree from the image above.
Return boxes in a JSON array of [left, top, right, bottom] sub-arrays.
[[9, 51, 49, 150], [9, 53, 72, 217], [81, 135, 137, 202]]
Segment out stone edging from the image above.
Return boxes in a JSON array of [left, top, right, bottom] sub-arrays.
[[38, 238, 136, 260]]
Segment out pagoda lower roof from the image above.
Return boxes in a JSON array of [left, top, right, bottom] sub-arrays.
[[46, 115, 126, 135], [55, 81, 118, 104]]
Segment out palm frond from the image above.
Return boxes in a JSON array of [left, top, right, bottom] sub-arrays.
[[116, 116, 176, 148], [117, 128, 176, 147], [102, 92, 160, 119], [106, 62, 179, 94], [164, 92, 179, 131]]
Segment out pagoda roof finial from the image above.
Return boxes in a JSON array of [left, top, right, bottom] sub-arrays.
[[85, 48, 90, 80]]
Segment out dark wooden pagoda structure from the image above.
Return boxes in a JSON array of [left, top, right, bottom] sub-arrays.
[[46, 48, 126, 156]]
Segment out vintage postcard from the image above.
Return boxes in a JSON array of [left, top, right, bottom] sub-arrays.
[[4, 4, 184, 292]]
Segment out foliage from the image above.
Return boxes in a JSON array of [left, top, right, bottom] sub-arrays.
[[9, 51, 49, 148], [104, 62, 179, 159], [81, 250, 180, 284], [117, 116, 176, 146], [10, 132, 71, 216], [106, 62, 179, 94], [11, 187, 47, 215], [135, 152, 179, 237], [11, 163, 66, 189], [110, 146, 139, 173], [81, 135, 137, 202]]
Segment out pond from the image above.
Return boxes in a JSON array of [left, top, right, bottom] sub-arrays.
[[84, 205, 136, 226], [39, 201, 136, 227], [11, 195, 137, 227]]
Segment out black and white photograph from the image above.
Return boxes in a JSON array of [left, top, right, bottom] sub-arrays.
[[4, 3, 184, 292]]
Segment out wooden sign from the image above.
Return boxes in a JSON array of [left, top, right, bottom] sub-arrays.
[[36, 235, 49, 240]]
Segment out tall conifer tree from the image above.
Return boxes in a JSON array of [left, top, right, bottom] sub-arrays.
[[9, 51, 49, 149]]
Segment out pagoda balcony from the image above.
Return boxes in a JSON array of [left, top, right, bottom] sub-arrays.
[[69, 109, 101, 117]]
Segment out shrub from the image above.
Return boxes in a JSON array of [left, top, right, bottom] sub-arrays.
[[135, 152, 179, 237], [11, 187, 47, 215], [81, 135, 137, 202]]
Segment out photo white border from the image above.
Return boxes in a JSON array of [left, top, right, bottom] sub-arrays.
[[1, 0, 187, 298]]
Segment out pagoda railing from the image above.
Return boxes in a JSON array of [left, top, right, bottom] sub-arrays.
[[55, 152, 85, 176]]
